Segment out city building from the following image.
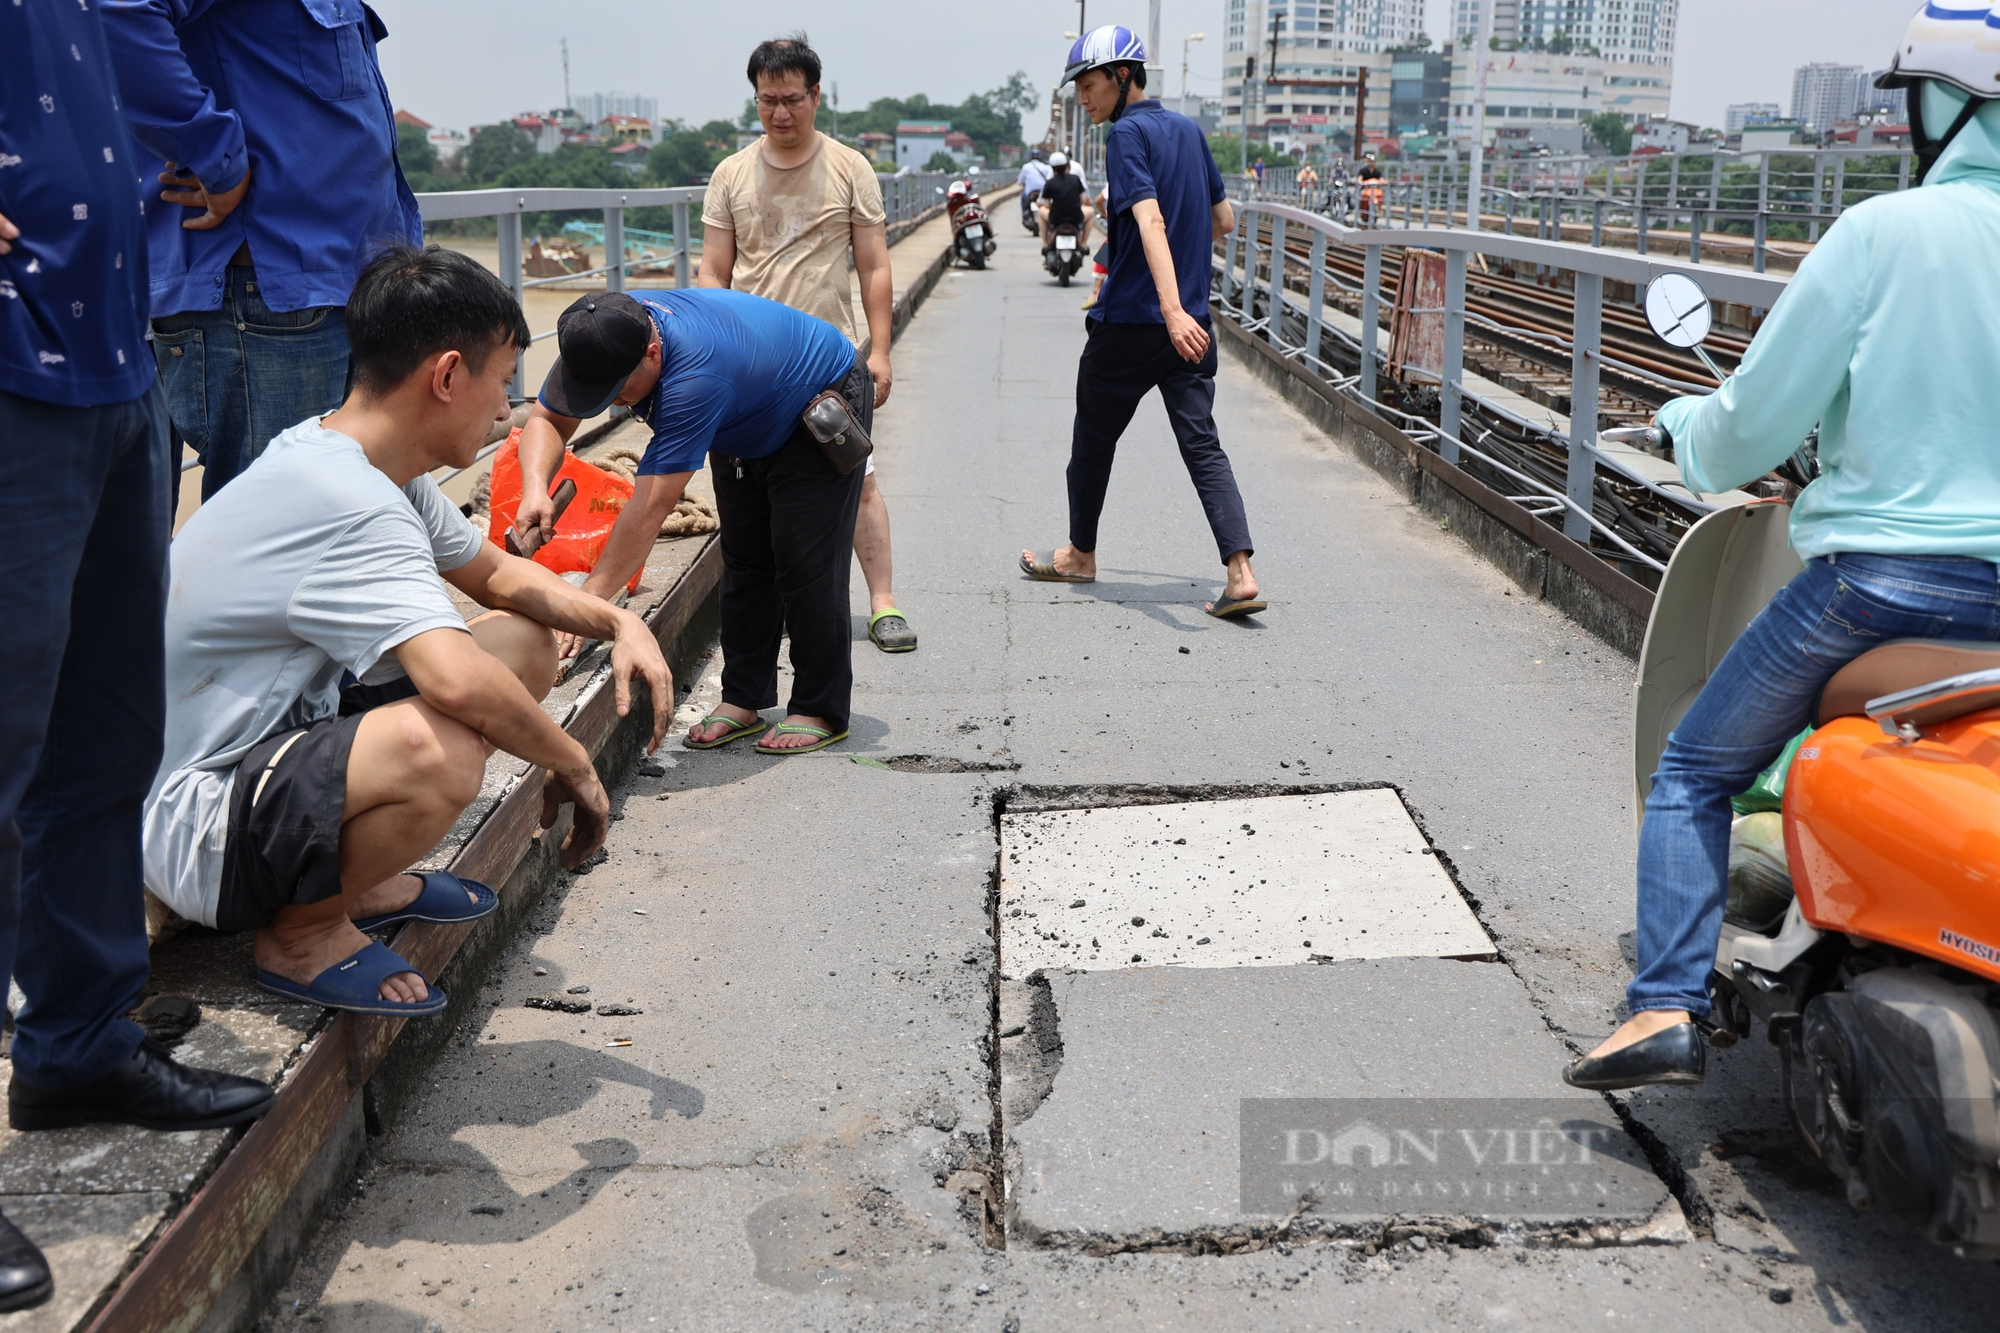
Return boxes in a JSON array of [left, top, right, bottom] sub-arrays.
[[855, 131, 895, 163], [1739, 120, 1806, 153], [1629, 117, 1694, 153], [509, 112, 565, 154], [581, 91, 659, 127], [1447, 48, 1669, 152], [1452, 0, 1678, 68], [1861, 73, 1906, 122], [896, 121, 953, 168], [1791, 62, 1867, 131], [1159, 94, 1225, 133], [1725, 101, 1781, 135], [393, 110, 468, 166], [609, 141, 649, 175], [600, 115, 656, 146], [1220, 1, 1425, 152], [1390, 49, 1453, 139]]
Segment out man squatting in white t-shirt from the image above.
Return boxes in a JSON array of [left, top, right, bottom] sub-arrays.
[[143, 246, 672, 1016]]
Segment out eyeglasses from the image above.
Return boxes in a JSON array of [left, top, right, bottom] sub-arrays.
[[756, 93, 814, 111]]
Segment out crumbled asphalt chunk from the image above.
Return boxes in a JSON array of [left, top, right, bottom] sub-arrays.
[[571, 848, 609, 874], [1769, 1287, 1794, 1305], [1130, 915, 1145, 927], [1178, 646, 1190, 654], [469, 1204, 505, 1216], [999, 1024, 1026, 1038], [566, 984, 591, 995], [136, 995, 201, 1048], [637, 760, 667, 777], [1173, 838, 1186, 845], [595, 1003, 642, 1016], [1130, 953, 1143, 962], [1196, 936, 1211, 945], [1069, 899, 1086, 908], [525, 996, 592, 1014], [1408, 1233, 1429, 1251]]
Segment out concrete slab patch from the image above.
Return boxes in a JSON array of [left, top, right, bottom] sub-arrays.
[[999, 789, 1490, 975], [1007, 959, 1667, 1240]]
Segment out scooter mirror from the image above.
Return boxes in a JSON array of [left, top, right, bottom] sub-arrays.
[[1643, 273, 1713, 350], [936, 186, 945, 195]]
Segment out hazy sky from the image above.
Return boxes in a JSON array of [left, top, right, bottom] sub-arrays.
[[372, 0, 1913, 137]]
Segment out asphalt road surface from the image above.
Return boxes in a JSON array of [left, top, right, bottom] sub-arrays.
[[266, 230, 2000, 1332]]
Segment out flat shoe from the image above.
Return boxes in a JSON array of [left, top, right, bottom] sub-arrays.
[[754, 723, 849, 755], [684, 714, 768, 749], [256, 941, 447, 1018], [1562, 1021, 1706, 1091], [351, 871, 497, 934], [1206, 594, 1267, 619], [8, 1035, 275, 1133], [0, 1210, 49, 1312], [1020, 551, 1093, 583], [868, 609, 918, 653]]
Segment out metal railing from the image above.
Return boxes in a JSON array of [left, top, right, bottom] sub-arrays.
[[1236, 147, 1914, 272], [1215, 200, 1791, 573]]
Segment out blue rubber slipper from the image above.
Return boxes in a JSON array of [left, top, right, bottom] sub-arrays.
[[256, 940, 448, 1017], [351, 871, 498, 934]]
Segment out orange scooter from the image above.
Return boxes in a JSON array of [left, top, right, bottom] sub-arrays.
[[1621, 276, 2000, 1257]]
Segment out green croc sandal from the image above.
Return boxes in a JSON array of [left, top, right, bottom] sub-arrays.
[[869, 609, 919, 653], [754, 723, 850, 755], [684, 714, 769, 750]]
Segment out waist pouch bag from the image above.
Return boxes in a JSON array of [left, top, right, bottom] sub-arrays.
[[799, 389, 875, 475]]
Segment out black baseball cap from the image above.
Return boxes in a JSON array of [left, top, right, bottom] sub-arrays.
[[539, 292, 656, 418]]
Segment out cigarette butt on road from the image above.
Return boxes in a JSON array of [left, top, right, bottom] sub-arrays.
[[606, 1038, 632, 1048]]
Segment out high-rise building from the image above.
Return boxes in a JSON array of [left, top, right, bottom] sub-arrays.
[[1220, 0, 1427, 149], [1452, 0, 1676, 67], [1791, 63, 1866, 131], [1860, 73, 1907, 122], [581, 90, 660, 127], [1726, 101, 1782, 135]]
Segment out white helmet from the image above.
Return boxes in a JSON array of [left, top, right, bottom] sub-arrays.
[[1878, 2, 2000, 97], [1048, 151, 1070, 168], [1879, 3, 2000, 178]]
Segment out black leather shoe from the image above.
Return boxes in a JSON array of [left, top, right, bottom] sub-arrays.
[[0, 1209, 52, 1312], [1562, 1022, 1707, 1091], [8, 1037, 275, 1132]]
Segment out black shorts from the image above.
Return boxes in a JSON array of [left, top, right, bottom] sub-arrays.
[[214, 676, 422, 933]]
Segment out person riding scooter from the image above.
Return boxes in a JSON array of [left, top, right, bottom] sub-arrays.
[[1018, 147, 1052, 232], [1038, 151, 1094, 254], [1565, 0, 2000, 1092]]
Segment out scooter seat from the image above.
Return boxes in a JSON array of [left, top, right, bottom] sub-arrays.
[[1818, 638, 2000, 725]]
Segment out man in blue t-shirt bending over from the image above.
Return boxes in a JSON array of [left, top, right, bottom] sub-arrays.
[[1018, 25, 1266, 619], [518, 289, 867, 754]]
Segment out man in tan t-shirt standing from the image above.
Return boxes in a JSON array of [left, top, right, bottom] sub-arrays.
[[699, 34, 916, 655]]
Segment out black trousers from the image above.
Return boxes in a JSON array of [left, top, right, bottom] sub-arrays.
[[1067, 317, 1253, 565], [712, 362, 870, 734]]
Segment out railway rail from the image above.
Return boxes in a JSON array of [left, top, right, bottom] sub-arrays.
[[1218, 208, 1796, 588]]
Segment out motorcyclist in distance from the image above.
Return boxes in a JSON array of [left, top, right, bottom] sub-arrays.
[[1038, 151, 1094, 253], [1564, 1, 2000, 1091], [1018, 146, 1052, 225]]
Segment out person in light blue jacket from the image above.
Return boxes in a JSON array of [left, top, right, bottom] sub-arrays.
[[1566, 3, 2000, 1091]]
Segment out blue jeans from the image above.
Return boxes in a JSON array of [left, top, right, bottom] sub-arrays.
[[151, 266, 350, 500], [0, 384, 169, 1085], [1632, 552, 2000, 1017]]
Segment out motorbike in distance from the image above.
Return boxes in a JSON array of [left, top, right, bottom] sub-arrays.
[[1020, 187, 1042, 234], [1043, 223, 1085, 286], [940, 180, 997, 271], [1614, 273, 2000, 1258]]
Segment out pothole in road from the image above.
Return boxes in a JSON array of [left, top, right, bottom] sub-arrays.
[[997, 787, 1493, 978]]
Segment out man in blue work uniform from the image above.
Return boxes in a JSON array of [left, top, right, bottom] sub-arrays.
[[517, 290, 870, 755], [1017, 25, 1266, 619], [101, 0, 422, 499], [0, 2, 279, 1310]]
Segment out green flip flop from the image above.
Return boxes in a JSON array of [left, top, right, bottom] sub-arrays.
[[869, 608, 919, 653], [1206, 594, 1269, 619], [684, 714, 769, 749], [754, 723, 850, 755]]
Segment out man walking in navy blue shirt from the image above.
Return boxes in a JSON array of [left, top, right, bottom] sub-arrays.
[[102, 0, 423, 498], [1018, 25, 1265, 618], [0, 1, 276, 1310]]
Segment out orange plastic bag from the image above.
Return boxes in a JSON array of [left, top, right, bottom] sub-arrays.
[[484, 429, 642, 594]]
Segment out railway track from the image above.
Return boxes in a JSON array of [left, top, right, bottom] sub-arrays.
[[1231, 221, 1788, 583]]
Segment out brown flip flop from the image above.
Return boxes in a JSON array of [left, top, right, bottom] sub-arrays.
[[1019, 552, 1094, 584]]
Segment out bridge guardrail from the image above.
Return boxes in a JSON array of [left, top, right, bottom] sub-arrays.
[[1216, 199, 1790, 574]]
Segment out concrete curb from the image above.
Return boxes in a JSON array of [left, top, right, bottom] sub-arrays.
[[84, 191, 980, 1333], [1213, 312, 1652, 658]]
